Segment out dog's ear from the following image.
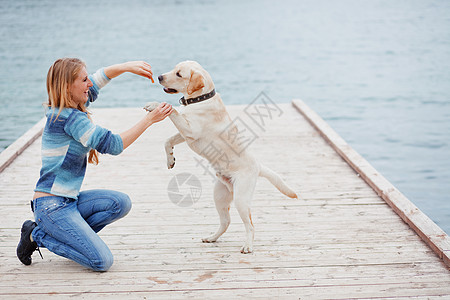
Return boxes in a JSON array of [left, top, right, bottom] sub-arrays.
[[187, 70, 205, 95]]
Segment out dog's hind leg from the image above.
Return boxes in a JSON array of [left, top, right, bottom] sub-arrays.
[[165, 133, 185, 169], [202, 180, 233, 243], [233, 175, 257, 254], [216, 172, 233, 192]]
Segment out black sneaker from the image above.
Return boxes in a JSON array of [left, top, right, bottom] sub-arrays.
[[16, 220, 42, 265]]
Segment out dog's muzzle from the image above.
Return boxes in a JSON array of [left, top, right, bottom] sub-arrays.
[[159, 75, 178, 93], [163, 87, 178, 94]]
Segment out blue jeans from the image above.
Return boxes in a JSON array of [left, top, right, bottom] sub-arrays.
[[31, 189, 132, 271]]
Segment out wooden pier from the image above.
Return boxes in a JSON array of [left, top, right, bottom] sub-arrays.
[[0, 100, 449, 299]]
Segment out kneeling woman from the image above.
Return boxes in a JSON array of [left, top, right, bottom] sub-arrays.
[[17, 58, 172, 271]]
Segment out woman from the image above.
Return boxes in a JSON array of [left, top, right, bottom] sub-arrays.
[[16, 58, 173, 271]]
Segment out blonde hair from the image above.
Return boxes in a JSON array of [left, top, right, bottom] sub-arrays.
[[47, 58, 99, 165]]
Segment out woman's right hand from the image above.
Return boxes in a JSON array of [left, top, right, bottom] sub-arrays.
[[104, 61, 154, 82], [122, 61, 154, 82]]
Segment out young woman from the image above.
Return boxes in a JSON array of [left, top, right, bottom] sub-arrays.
[[16, 58, 173, 271]]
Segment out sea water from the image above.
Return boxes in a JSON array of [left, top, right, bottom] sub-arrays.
[[0, 0, 449, 233]]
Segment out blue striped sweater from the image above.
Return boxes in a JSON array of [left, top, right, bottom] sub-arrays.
[[35, 69, 124, 199]]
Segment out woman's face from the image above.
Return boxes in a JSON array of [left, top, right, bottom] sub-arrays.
[[70, 67, 93, 106]]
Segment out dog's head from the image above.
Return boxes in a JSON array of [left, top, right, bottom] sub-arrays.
[[158, 61, 214, 97]]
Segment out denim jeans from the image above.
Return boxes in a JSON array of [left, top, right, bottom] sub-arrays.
[[31, 189, 131, 271]]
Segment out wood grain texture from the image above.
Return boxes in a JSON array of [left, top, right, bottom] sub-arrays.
[[0, 103, 448, 299], [293, 99, 450, 268]]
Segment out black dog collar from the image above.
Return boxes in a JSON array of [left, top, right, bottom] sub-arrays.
[[179, 89, 216, 106]]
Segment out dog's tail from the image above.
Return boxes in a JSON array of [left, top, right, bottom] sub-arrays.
[[259, 164, 298, 199]]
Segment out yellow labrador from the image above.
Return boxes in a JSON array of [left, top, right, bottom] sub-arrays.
[[144, 61, 297, 253]]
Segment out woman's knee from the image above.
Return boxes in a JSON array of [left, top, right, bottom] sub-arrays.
[[113, 191, 132, 218], [90, 250, 114, 272], [81, 189, 132, 218]]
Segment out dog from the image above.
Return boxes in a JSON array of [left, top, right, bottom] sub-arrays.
[[144, 61, 298, 253]]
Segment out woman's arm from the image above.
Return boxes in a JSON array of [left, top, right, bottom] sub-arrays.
[[104, 61, 154, 82], [87, 61, 154, 105], [120, 102, 173, 150]]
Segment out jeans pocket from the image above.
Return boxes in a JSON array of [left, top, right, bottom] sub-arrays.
[[34, 197, 74, 223]]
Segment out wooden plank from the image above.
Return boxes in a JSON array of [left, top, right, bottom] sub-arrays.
[[0, 117, 45, 173], [1, 262, 447, 282], [1, 104, 449, 299], [1, 279, 450, 299], [292, 99, 450, 268]]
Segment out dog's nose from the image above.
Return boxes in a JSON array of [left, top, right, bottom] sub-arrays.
[[158, 75, 164, 82]]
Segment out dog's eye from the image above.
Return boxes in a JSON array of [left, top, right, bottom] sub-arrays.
[[176, 72, 182, 78]]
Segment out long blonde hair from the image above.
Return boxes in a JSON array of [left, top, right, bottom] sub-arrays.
[[46, 58, 99, 164]]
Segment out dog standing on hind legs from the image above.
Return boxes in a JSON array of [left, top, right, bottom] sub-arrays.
[[144, 61, 298, 253]]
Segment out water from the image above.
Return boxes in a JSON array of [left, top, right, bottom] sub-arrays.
[[1, 0, 449, 233]]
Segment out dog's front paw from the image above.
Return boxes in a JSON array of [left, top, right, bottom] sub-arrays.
[[143, 101, 160, 112], [240, 244, 253, 254], [167, 155, 176, 169]]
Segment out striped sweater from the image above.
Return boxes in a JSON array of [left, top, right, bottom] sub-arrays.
[[34, 69, 124, 199]]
